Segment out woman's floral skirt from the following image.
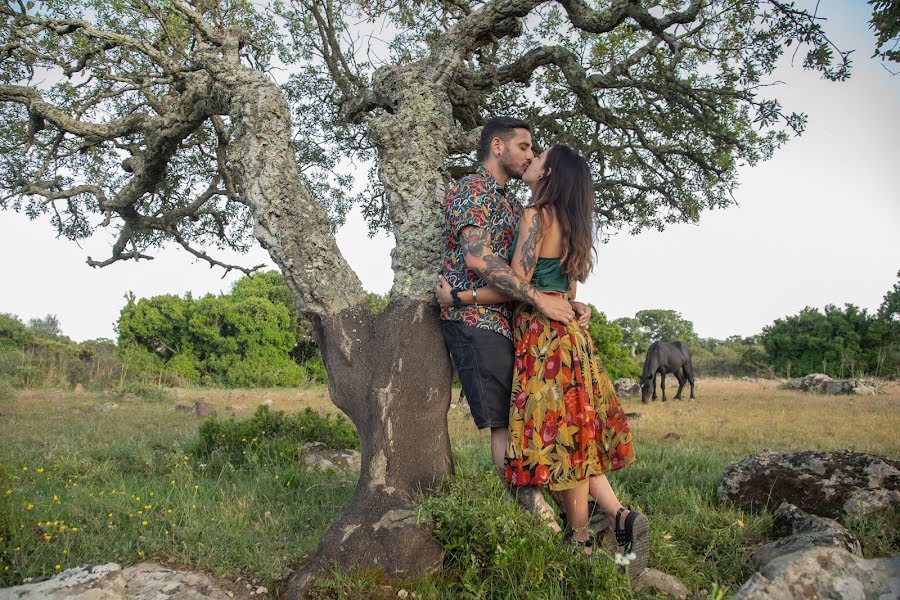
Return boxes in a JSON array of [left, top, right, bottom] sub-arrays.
[[504, 295, 636, 491]]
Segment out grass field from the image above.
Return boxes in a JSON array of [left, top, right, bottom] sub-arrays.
[[1, 378, 898, 598]]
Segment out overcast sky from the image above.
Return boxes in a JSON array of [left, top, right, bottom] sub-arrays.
[[1, 1, 897, 342]]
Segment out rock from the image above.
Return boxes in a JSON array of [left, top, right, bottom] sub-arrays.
[[73, 383, 86, 395], [95, 402, 120, 411], [264, 398, 274, 407], [174, 402, 193, 412], [120, 393, 138, 402], [189, 400, 216, 418], [733, 547, 900, 600], [254, 586, 268, 595], [124, 562, 237, 599], [632, 568, 689, 599], [662, 432, 681, 442], [718, 449, 900, 519], [0, 563, 242, 600], [788, 373, 832, 392], [750, 502, 861, 568], [789, 373, 879, 395], [301, 442, 361, 474], [615, 378, 641, 397], [0, 563, 125, 599]]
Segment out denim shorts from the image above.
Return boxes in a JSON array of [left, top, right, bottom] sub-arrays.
[[441, 320, 514, 430]]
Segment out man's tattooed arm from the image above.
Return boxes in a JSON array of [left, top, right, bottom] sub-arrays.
[[458, 221, 574, 322]]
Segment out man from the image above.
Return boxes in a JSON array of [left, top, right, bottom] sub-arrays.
[[439, 116, 589, 512]]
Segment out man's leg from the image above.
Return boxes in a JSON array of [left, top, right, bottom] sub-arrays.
[[490, 426, 507, 472]]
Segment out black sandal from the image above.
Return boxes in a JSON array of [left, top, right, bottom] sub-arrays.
[[562, 527, 594, 556], [614, 506, 649, 575]]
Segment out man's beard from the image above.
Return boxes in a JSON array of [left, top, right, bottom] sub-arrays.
[[499, 154, 527, 180]]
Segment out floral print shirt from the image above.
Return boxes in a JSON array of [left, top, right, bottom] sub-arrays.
[[441, 166, 522, 340]]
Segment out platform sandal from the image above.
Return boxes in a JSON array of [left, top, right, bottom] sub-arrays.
[[614, 506, 649, 576]]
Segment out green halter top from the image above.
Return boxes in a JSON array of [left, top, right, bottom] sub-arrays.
[[510, 232, 570, 293]]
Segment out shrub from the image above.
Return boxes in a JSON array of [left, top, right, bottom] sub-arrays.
[[189, 405, 359, 468], [116, 382, 174, 403]]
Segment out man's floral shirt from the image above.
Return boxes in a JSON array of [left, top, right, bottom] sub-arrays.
[[441, 166, 521, 340]]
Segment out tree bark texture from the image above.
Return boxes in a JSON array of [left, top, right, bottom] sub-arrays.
[[213, 62, 456, 596], [286, 299, 453, 597]]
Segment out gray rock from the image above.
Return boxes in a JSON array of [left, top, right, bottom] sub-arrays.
[[718, 449, 900, 518], [122, 562, 236, 599], [95, 402, 120, 411], [0, 563, 125, 599], [789, 373, 880, 395], [750, 503, 861, 568], [632, 568, 689, 599], [189, 400, 216, 418], [614, 378, 641, 397], [0, 562, 244, 600], [733, 547, 900, 600], [301, 442, 361, 474]]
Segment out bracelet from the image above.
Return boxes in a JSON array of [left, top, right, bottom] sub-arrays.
[[450, 288, 462, 309], [472, 288, 478, 306]]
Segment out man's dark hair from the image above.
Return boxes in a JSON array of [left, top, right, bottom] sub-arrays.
[[479, 116, 531, 160]]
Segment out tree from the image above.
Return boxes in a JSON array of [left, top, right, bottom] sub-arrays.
[[869, 0, 900, 68], [586, 306, 640, 380], [0, 0, 850, 593], [635, 309, 697, 345], [26, 314, 62, 337]]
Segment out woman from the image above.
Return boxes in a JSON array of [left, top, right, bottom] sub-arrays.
[[437, 144, 648, 570]]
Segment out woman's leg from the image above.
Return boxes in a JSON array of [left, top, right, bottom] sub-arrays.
[[560, 480, 592, 553], [588, 475, 627, 523]]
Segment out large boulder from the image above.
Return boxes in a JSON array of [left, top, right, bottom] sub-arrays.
[[750, 502, 861, 568], [0, 563, 124, 599], [718, 449, 900, 518], [0, 562, 241, 600], [733, 547, 900, 600], [614, 378, 641, 397], [788, 374, 878, 395], [301, 442, 361, 474]]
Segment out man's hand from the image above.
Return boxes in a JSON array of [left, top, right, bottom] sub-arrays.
[[435, 275, 454, 307], [571, 301, 591, 328], [536, 294, 575, 323]]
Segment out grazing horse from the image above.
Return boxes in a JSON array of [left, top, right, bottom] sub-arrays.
[[640, 341, 696, 403]]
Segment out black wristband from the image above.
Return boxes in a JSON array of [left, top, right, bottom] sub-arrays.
[[450, 288, 462, 309]]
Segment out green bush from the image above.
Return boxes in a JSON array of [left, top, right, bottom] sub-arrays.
[[116, 382, 174, 403], [420, 468, 632, 599], [300, 356, 329, 384], [189, 405, 359, 468]]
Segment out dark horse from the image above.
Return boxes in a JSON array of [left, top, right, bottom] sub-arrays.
[[640, 341, 696, 403]]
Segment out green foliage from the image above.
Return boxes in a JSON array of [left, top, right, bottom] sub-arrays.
[[26, 314, 62, 338], [692, 336, 771, 378], [116, 382, 174, 403], [869, 0, 900, 64], [117, 280, 307, 388], [585, 306, 641, 380], [190, 405, 359, 470], [0, 314, 119, 389], [634, 310, 698, 345], [761, 298, 899, 378]]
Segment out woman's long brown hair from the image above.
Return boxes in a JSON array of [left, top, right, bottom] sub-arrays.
[[530, 144, 596, 282]]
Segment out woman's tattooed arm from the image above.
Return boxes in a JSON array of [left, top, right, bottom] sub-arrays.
[[459, 225, 538, 304]]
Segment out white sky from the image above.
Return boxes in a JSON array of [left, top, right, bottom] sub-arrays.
[[1, 1, 897, 342]]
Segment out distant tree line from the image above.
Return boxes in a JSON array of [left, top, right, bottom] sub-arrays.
[[1, 272, 897, 394]]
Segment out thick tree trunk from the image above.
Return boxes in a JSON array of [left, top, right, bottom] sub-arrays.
[[211, 61, 459, 597], [286, 299, 453, 597]]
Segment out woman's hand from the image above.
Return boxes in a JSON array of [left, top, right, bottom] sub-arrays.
[[435, 275, 455, 307]]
